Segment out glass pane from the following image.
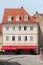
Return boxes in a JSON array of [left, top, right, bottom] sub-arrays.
[[30, 26, 33, 30], [24, 36, 27, 41], [6, 26, 9, 30], [18, 36, 21, 41], [12, 36, 15, 41], [24, 15, 28, 21], [30, 36, 33, 41], [6, 36, 9, 41], [19, 26, 21, 30], [16, 15, 19, 21], [12, 26, 15, 30], [24, 26, 27, 30], [8, 16, 12, 21]]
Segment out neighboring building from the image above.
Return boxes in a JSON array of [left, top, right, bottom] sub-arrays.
[[1, 7, 38, 53], [33, 12, 43, 53], [0, 24, 2, 50]]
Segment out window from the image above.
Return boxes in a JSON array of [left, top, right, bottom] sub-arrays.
[[6, 36, 9, 41], [8, 16, 13, 21], [16, 15, 20, 21], [12, 26, 15, 30], [12, 36, 15, 41], [24, 36, 27, 41], [24, 26, 27, 30], [30, 36, 33, 41], [30, 26, 33, 30], [19, 26, 21, 30], [6, 26, 9, 30], [24, 15, 28, 21], [18, 36, 21, 41]]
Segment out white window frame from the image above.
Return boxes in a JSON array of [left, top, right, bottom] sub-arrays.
[[30, 36, 33, 41], [8, 16, 12, 21], [19, 26, 21, 31], [6, 36, 9, 41], [30, 26, 33, 30], [24, 15, 28, 21], [24, 26, 27, 31], [16, 15, 20, 21], [18, 36, 21, 41], [12, 36, 15, 41], [6, 26, 9, 30], [12, 26, 15, 30], [24, 36, 27, 41]]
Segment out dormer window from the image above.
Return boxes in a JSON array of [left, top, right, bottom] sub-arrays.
[[16, 15, 20, 21], [8, 16, 13, 21], [24, 15, 28, 21]]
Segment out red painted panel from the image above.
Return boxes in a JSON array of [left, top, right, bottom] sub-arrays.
[[1, 46, 37, 50]]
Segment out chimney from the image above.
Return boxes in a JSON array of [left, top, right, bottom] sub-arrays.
[[36, 11, 38, 14], [21, 7, 23, 8]]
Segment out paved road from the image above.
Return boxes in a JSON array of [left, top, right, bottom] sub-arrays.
[[0, 55, 43, 65], [0, 62, 21, 65]]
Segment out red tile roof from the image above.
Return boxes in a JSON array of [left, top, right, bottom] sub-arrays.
[[0, 24, 2, 33], [2, 7, 36, 24]]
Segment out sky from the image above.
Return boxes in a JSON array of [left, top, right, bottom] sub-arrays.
[[0, 0, 43, 23]]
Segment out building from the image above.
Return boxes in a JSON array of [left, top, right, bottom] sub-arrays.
[[33, 12, 43, 53], [0, 7, 38, 54], [0, 24, 2, 50]]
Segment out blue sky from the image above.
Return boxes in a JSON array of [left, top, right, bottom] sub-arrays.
[[0, 0, 43, 23]]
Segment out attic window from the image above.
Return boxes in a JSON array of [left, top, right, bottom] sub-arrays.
[[8, 16, 13, 21], [24, 15, 28, 21], [16, 15, 20, 21]]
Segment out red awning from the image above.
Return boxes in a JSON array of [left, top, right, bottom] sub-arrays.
[[1, 46, 37, 50]]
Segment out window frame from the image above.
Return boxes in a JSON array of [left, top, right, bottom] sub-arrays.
[[12, 36, 15, 41], [16, 15, 20, 21], [24, 26, 27, 31], [12, 26, 15, 30], [8, 16, 13, 21], [18, 36, 21, 41], [19, 26, 21, 31], [30, 26, 33, 30], [6, 36, 9, 41], [24, 36, 27, 41], [24, 15, 28, 21], [30, 36, 33, 41], [6, 26, 9, 31]]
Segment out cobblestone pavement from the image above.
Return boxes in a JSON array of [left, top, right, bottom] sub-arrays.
[[0, 55, 43, 65]]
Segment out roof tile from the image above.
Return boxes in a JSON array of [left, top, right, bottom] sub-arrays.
[[2, 8, 36, 24]]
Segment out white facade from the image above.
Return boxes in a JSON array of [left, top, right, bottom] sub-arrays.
[[2, 23, 38, 46]]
